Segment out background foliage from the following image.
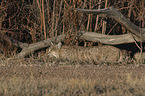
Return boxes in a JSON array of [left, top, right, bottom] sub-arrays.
[[0, 0, 144, 55]]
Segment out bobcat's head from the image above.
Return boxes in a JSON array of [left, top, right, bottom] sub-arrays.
[[48, 42, 62, 58]]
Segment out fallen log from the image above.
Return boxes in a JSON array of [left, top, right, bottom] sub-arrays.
[[0, 31, 141, 58], [16, 35, 66, 58], [80, 31, 140, 45], [13, 31, 141, 58], [72, 6, 145, 40]]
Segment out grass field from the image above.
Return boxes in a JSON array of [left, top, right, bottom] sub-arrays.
[[0, 57, 145, 96]]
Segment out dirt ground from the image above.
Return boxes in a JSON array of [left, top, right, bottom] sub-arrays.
[[1, 62, 145, 80], [0, 58, 145, 79], [0, 58, 145, 95]]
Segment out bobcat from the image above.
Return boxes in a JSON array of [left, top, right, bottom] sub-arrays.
[[48, 42, 128, 64]]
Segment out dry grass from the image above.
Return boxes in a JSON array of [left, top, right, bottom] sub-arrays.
[[0, 72, 145, 96], [0, 56, 145, 96]]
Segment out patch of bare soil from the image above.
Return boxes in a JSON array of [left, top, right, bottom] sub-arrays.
[[0, 58, 145, 96]]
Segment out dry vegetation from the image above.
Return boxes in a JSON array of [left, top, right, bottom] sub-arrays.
[[0, 0, 145, 95], [0, 57, 145, 96], [0, 0, 144, 53]]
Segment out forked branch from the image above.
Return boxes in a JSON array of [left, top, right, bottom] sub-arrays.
[[72, 6, 145, 40]]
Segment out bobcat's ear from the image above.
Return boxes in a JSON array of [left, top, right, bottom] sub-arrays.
[[57, 42, 62, 48]]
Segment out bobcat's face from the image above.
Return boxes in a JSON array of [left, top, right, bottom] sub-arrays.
[[48, 42, 62, 58], [48, 50, 58, 58]]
